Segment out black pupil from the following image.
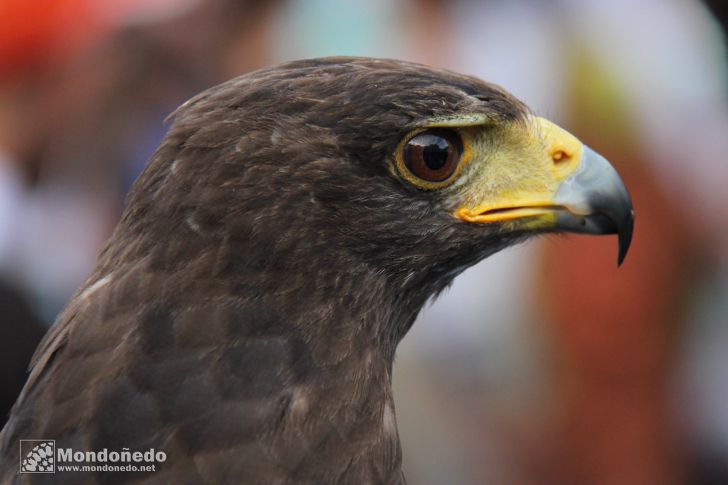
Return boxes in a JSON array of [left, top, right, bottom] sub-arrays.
[[419, 135, 450, 170]]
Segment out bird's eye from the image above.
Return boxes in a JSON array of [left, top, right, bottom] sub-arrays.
[[403, 129, 463, 184]]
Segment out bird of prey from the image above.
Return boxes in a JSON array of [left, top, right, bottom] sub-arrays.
[[0, 57, 633, 484]]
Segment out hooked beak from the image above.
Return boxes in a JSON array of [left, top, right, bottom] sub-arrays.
[[551, 146, 634, 265], [455, 117, 634, 266]]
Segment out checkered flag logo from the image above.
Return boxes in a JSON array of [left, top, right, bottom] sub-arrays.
[[20, 440, 55, 473]]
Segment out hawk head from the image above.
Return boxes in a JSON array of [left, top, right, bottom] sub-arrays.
[[114, 57, 632, 341]]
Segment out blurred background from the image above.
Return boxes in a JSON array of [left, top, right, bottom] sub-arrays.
[[1, 0, 727, 483]]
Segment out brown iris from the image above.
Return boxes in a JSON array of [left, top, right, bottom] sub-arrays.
[[403, 129, 462, 183]]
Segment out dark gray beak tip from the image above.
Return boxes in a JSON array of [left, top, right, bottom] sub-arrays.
[[617, 209, 635, 267]]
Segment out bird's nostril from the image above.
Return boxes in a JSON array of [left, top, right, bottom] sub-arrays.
[[552, 150, 571, 164]]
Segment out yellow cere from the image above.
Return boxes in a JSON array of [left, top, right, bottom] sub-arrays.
[[534, 116, 582, 179], [453, 115, 585, 227]]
